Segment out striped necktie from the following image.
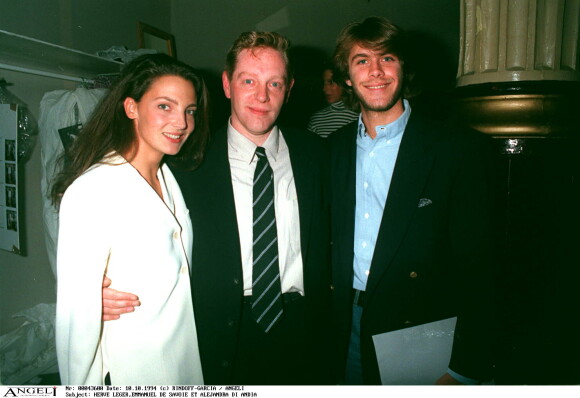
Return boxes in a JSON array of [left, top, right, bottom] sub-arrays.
[[252, 146, 283, 332]]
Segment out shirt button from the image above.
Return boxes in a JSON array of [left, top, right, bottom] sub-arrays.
[[221, 360, 230, 368], [364, 213, 369, 219], [180, 265, 188, 274], [369, 152, 375, 158], [361, 241, 367, 248], [227, 320, 234, 327], [387, 140, 391, 144], [365, 270, 370, 276], [173, 231, 180, 239], [364, 182, 368, 189], [410, 271, 418, 278], [233, 278, 240, 285]]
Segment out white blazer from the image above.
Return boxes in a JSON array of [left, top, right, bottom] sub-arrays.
[[56, 155, 203, 385]]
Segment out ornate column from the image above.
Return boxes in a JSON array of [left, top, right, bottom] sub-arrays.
[[453, 0, 580, 385], [454, 0, 580, 137]]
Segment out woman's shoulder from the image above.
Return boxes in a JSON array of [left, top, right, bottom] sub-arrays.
[[62, 155, 132, 201]]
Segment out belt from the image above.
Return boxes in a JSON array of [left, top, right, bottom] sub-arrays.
[[243, 292, 303, 305], [352, 288, 366, 307]]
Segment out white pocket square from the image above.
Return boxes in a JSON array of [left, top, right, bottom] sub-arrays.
[[418, 198, 432, 208]]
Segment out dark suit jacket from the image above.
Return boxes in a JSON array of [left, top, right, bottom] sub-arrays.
[[329, 113, 495, 384], [174, 126, 332, 385]]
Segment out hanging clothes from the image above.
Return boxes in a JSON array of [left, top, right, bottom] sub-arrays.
[[39, 88, 107, 277]]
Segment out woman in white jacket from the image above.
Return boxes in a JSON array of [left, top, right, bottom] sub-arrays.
[[52, 54, 209, 385]]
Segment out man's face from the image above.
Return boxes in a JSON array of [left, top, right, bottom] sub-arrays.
[[346, 43, 404, 117], [222, 47, 293, 145]]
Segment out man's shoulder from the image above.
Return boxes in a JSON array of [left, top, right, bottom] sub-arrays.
[[405, 112, 492, 163], [280, 125, 325, 146], [408, 112, 489, 143], [328, 120, 358, 144]]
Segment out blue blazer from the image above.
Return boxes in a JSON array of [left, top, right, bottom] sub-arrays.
[[329, 113, 495, 384]]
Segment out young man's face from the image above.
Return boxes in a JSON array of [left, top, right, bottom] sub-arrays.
[[222, 47, 294, 145], [346, 43, 404, 118]]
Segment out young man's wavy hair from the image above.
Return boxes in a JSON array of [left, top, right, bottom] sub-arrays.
[[224, 31, 294, 84], [333, 16, 415, 112]]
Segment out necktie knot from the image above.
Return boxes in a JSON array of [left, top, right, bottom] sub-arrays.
[[255, 146, 267, 159]]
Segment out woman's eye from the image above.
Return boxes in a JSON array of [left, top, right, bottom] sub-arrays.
[[158, 104, 170, 110], [186, 109, 197, 116]]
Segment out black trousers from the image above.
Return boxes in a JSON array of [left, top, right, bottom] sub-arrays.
[[232, 294, 324, 385]]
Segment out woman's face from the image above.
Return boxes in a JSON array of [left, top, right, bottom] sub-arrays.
[[124, 75, 197, 162], [322, 69, 343, 104]]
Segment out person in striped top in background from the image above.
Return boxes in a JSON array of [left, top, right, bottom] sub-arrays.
[[307, 65, 358, 138]]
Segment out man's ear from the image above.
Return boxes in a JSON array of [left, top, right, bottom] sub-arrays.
[[285, 78, 295, 103], [124, 97, 137, 119], [345, 79, 353, 87], [222, 71, 232, 99]]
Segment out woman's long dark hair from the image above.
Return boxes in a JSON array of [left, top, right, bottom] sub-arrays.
[[51, 53, 209, 206]]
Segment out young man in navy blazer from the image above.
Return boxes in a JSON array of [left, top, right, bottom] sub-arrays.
[[328, 16, 495, 385]]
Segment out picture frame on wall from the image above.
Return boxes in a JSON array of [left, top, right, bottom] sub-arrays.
[[137, 21, 177, 58], [0, 103, 21, 254]]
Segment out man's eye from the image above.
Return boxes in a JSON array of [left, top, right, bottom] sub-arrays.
[[356, 59, 367, 65], [271, 82, 282, 88], [244, 79, 253, 84], [158, 104, 170, 110]]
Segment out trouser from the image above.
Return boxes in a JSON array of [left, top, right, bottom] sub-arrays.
[[232, 293, 318, 385]]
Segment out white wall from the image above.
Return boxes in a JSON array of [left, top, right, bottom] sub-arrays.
[[0, 0, 173, 335], [172, 0, 459, 73], [170, 0, 460, 128]]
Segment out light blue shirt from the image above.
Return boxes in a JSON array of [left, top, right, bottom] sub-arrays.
[[353, 99, 411, 291]]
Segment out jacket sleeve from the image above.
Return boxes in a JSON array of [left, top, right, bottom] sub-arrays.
[[56, 178, 112, 385]]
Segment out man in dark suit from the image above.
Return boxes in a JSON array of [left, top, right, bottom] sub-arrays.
[[328, 17, 494, 385], [102, 31, 332, 385]]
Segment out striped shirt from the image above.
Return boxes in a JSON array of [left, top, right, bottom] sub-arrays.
[[307, 101, 359, 138]]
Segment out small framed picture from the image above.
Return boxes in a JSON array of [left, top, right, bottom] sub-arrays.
[[6, 209, 17, 232], [137, 22, 177, 58], [5, 186, 16, 208], [5, 163, 16, 185], [5, 139, 16, 161]]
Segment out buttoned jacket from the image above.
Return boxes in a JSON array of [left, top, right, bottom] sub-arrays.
[[56, 157, 203, 385]]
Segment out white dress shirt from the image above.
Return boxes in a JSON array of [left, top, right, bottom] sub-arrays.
[[227, 121, 304, 296]]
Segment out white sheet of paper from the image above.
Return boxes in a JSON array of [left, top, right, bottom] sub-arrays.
[[372, 316, 457, 385]]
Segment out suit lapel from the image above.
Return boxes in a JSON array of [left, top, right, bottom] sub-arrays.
[[189, 127, 241, 253], [283, 127, 314, 261], [333, 124, 358, 280], [365, 114, 437, 297]]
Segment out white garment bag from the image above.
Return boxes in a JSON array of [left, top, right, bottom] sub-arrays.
[[39, 88, 107, 277]]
